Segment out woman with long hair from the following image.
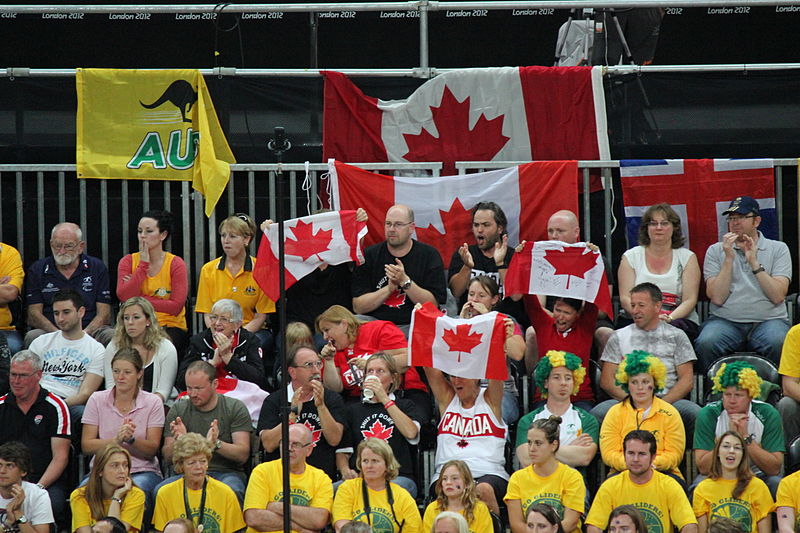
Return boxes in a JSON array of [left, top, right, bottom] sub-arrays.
[[152, 433, 244, 533], [83, 348, 164, 511], [117, 210, 189, 354], [338, 352, 424, 498], [332, 438, 421, 533], [505, 416, 585, 533], [599, 350, 686, 479], [617, 203, 701, 339], [318, 304, 430, 417], [103, 297, 177, 402], [526, 503, 565, 533], [693, 431, 773, 533], [69, 444, 145, 533], [607, 506, 648, 533], [195, 213, 274, 347], [422, 460, 492, 533]]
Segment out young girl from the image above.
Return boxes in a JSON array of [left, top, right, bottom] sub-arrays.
[[422, 460, 492, 533], [505, 416, 585, 533], [70, 445, 145, 533], [692, 431, 773, 533]]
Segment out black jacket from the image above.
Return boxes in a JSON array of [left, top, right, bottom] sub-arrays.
[[177, 328, 266, 390]]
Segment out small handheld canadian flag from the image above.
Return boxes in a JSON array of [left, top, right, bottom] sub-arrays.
[[409, 302, 508, 381]]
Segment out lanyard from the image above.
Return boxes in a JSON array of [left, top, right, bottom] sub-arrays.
[[360, 478, 405, 533], [183, 477, 208, 533]]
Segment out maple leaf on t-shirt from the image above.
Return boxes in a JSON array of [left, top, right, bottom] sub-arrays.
[[442, 324, 483, 363], [301, 420, 323, 447], [362, 419, 394, 441], [284, 220, 333, 261], [544, 247, 598, 289], [414, 198, 473, 271], [384, 289, 406, 308], [402, 85, 509, 176]]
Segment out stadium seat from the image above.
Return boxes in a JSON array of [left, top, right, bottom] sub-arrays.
[[787, 434, 800, 472], [704, 353, 781, 405]]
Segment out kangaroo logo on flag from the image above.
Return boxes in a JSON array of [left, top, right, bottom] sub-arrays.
[[139, 79, 198, 123]]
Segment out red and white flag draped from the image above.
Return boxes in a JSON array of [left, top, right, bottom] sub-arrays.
[[505, 241, 614, 318], [176, 377, 268, 426], [328, 160, 578, 269], [409, 302, 508, 381], [253, 210, 367, 302], [323, 67, 609, 180]]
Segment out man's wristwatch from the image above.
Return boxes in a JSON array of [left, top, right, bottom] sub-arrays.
[[743, 434, 755, 445], [752, 265, 765, 275], [215, 439, 223, 450], [399, 278, 412, 291], [15, 515, 28, 525]]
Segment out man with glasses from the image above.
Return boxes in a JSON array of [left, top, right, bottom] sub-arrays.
[[695, 196, 791, 371], [0, 351, 70, 529], [257, 345, 346, 481], [352, 204, 446, 334], [160, 360, 252, 502], [24, 222, 113, 347], [177, 298, 267, 391], [244, 423, 333, 533]]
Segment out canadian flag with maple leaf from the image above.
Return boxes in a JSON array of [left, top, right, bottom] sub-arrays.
[[329, 159, 577, 269], [505, 241, 614, 319], [322, 67, 609, 179], [409, 302, 508, 380], [253, 210, 367, 302]]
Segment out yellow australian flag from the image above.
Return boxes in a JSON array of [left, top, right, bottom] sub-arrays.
[[76, 69, 236, 217]]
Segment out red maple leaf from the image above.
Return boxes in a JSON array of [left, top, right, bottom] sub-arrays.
[[456, 439, 469, 448], [284, 220, 333, 261], [544, 247, 598, 289], [301, 420, 323, 447], [402, 86, 510, 176], [362, 420, 394, 441], [384, 289, 406, 309], [442, 324, 483, 363], [414, 198, 473, 270]]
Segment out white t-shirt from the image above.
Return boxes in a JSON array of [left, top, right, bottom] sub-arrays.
[[30, 331, 105, 399], [0, 481, 54, 526]]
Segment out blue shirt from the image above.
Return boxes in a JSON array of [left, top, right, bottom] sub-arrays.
[[25, 254, 112, 328]]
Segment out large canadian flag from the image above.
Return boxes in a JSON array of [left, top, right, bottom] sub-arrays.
[[505, 241, 614, 318], [409, 302, 508, 381], [253, 211, 367, 302], [323, 67, 609, 180], [329, 160, 578, 269]]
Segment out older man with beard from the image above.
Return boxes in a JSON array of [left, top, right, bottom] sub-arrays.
[[25, 222, 113, 347]]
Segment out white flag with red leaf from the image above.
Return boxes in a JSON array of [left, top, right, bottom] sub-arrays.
[[253, 210, 367, 302], [505, 240, 614, 318], [409, 302, 508, 380]]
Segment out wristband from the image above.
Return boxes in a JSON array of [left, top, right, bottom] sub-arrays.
[[383, 400, 396, 410]]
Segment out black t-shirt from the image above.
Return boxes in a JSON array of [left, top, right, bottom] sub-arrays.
[[0, 387, 70, 480], [341, 398, 423, 478], [448, 244, 528, 327], [351, 241, 446, 325], [257, 388, 347, 481], [286, 263, 354, 330]]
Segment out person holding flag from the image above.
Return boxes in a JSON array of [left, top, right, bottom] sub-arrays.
[[417, 284, 519, 516]]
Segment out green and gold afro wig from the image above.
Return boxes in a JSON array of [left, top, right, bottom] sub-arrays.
[[533, 350, 586, 397]]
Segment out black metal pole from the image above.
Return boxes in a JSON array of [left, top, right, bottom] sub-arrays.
[[268, 126, 291, 533]]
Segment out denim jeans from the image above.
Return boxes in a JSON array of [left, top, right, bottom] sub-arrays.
[[694, 316, 789, 372]]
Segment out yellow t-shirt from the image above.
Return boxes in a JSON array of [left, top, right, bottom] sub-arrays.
[[585, 470, 697, 533], [776, 470, 800, 531], [131, 252, 186, 330], [152, 477, 245, 533], [779, 324, 800, 377], [195, 256, 275, 325], [421, 500, 492, 533], [0, 243, 23, 330], [69, 486, 145, 532], [504, 462, 585, 533], [693, 477, 773, 533], [332, 478, 421, 533], [243, 459, 333, 533]]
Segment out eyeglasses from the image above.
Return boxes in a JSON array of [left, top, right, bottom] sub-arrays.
[[727, 214, 757, 223], [208, 314, 232, 324], [51, 242, 78, 251], [647, 221, 672, 228], [293, 361, 324, 370], [10, 371, 37, 380], [288, 442, 312, 450], [384, 221, 412, 229]]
